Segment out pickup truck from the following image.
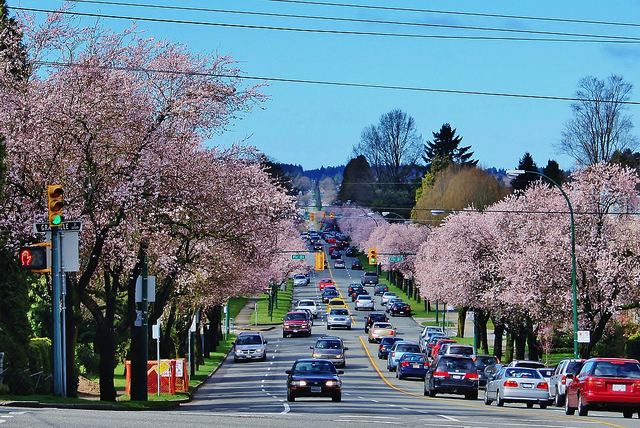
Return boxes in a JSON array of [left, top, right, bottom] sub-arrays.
[[360, 272, 379, 285]]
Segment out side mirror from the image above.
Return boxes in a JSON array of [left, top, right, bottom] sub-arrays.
[[264, 340, 268, 344], [309, 346, 314, 350], [285, 370, 292, 375], [337, 370, 344, 375], [344, 347, 349, 351]]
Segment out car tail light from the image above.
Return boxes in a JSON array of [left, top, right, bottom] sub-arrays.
[[504, 380, 518, 388], [424, 363, 429, 368], [537, 382, 549, 390], [401, 362, 410, 367], [432, 371, 449, 379], [586, 377, 605, 391], [561, 375, 567, 385], [465, 372, 479, 380]]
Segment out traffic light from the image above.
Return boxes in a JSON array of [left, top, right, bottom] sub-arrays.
[[314, 251, 325, 271], [368, 248, 377, 265], [330, 211, 335, 219], [18, 243, 50, 273], [47, 185, 64, 226], [310, 212, 315, 221]]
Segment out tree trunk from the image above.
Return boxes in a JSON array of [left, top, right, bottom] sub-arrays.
[[96, 324, 117, 401], [457, 307, 467, 338], [526, 320, 540, 361], [515, 330, 527, 360], [504, 331, 514, 363], [493, 320, 504, 361]]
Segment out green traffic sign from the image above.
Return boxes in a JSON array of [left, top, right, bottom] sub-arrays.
[[291, 254, 306, 260], [389, 255, 405, 263]]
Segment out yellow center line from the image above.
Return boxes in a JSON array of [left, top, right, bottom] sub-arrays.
[[357, 336, 625, 428]]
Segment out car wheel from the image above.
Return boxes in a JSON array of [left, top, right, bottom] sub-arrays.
[[526, 402, 534, 409], [234, 357, 239, 363], [287, 390, 295, 402], [564, 394, 575, 415], [332, 394, 342, 402], [540, 403, 547, 409], [347, 326, 352, 330], [327, 325, 331, 330], [554, 389, 564, 407], [466, 392, 478, 400], [496, 392, 504, 407], [484, 392, 492, 405], [428, 386, 436, 398], [282, 333, 287, 338], [423, 384, 428, 396], [261, 354, 267, 362], [622, 411, 633, 419], [577, 394, 589, 416]]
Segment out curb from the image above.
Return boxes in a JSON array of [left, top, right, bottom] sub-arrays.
[[187, 344, 236, 400], [235, 326, 277, 332], [0, 400, 181, 411]]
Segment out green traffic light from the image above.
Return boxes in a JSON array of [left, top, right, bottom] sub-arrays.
[[52, 214, 63, 226]]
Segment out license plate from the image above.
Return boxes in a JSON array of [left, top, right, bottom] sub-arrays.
[[412, 364, 421, 369], [293, 330, 298, 333], [453, 375, 463, 379], [613, 384, 626, 392], [522, 383, 533, 389], [311, 386, 322, 393]]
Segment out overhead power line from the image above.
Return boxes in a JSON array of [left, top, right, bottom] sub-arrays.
[[263, 0, 640, 29], [60, 0, 640, 42], [11, 6, 640, 44], [34, 60, 640, 105], [34, 60, 640, 106]]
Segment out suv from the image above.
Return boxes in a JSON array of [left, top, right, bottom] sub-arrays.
[[282, 311, 312, 338], [549, 358, 585, 406], [441, 344, 474, 357], [310, 336, 348, 368], [361, 272, 379, 286], [233, 332, 268, 362], [364, 312, 388, 333], [474, 355, 499, 389], [424, 355, 479, 399], [387, 341, 421, 372]]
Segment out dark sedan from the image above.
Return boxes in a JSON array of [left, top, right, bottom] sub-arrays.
[[351, 260, 363, 270], [389, 301, 412, 317], [347, 283, 363, 296], [322, 289, 339, 303], [378, 336, 404, 359], [330, 251, 342, 260], [364, 312, 389, 333], [351, 287, 369, 302], [286, 359, 343, 402], [345, 247, 358, 257], [424, 355, 479, 400], [397, 353, 429, 380], [474, 355, 499, 389]]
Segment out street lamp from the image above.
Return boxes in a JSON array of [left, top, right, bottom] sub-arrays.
[[506, 169, 579, 358]]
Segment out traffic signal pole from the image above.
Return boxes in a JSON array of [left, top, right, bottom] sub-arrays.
[[51, 226, 64, 396], [131, 253, 149, 401]]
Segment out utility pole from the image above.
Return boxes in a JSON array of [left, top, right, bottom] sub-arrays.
[[131, 248, 149, 401], [51, 225, 63, 396]]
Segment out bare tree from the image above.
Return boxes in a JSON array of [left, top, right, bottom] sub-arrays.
[[560, 75, 637, 166], [354, 109, 422, 182]]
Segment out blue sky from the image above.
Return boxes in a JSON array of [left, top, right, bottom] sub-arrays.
[[16, 0, 640, 170]]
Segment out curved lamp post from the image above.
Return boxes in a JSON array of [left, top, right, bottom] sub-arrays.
[[506, 169, 579, 358]]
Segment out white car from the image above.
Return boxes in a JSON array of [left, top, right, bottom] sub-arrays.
[[326, 308, 352, 330], [355, 295, 375, 311], [295, 299, 319, 318], [293, 274, 308, 287], [381, 292, 397, 306]]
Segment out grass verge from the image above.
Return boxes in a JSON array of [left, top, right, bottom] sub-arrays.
[[252, 281, 293, 325]]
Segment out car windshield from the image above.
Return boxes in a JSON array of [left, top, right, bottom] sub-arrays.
[[475, 356, 498, 367], [298, 301, 313, 306], [438, 358, 474, 372], [592, 361, 640, 378], [566, 361, 584, 373], [384, 293, 396, 297], [323, 290, 338, 296], [294, 275, 305, 279], [329, 300, 344, 305], [316, 340, 342, 350], [504, 368, 542, 379], [381, 337, 401, 345], [285, 313, 307, 321], [449, 346, 474, 356], [374, 323, 392, 329], [236, 335, 262, 345], [514, 362, 545, 369], [293, 361, 337, 374], [397, 344, 420, 353], [538, 369, 554, 377], [401, 353, 426, 362], [330, 309, 349, 316], [358, 296, 372, 300]]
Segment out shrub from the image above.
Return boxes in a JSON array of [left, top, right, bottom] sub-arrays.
[[627, 333, 640, 360], [0, 383, 9, 395], [5, 368, 33, 395], [76, 343, 100, 375]]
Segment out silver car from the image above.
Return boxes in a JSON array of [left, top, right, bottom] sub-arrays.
[[326, 308, 352, 330], [484, 367, 550, 409], [293, 274, 308, 287], [548, 359, 585, 407], [355, 295, 374, 311], [381, 292, 397, 306], [310, 336, 348, 368], [233, 332, 268, 362]]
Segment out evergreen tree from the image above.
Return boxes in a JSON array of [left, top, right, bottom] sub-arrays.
[[423, 123, 477, 171], [338, 155, 374, 205], [610, 149, 640, 172], [511, 152, 539, 192], [542, 159, 565, 185]]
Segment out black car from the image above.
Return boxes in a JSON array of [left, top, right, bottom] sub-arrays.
[[347, 283, 363, 295], [378, 336, 404, 359], [373, 284, 389, 295], [350, 287, 369, 302], [286, 359, 343, 402], [351, 260, 363, 270], [474, 355, 499, 388], [345, 247, 358, 257], [364, 312, 389, 333], [322, 288, 339, 303], [389, 301, 412, 317], [424, 355, 479, 400], [330, 251, 342, 260]]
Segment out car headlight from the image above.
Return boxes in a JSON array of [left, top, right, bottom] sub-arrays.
[[312, 353, 320, 358], [325, 380, 340, 387], [292, 380, 307, 386]]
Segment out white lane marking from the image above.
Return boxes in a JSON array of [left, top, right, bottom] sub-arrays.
[[8, 412, 25, 415], [270, 361, 274, 365], [280, 402, 290, 414], [0, 420, 6, 424], [439, 415, 460, 422], [267, 367, 271, 371], [358, 396, 365, 399], [339, 416, 398, 419], [371, 399, 379, 403], [334, 421, 400, 425]]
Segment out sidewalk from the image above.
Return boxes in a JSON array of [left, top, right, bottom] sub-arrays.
[[232, 297, 275, 332]]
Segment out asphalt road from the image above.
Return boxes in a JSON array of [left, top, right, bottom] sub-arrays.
[[2, 249, 639, 427]]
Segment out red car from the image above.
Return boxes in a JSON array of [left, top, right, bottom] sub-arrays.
[[282, 311, 312, 338], [431, 339, 457, 360], [318, 278, 336, 291], [325, 237, 336, 244], [565, 357, 640, 419], [328, 246, 337, 255]]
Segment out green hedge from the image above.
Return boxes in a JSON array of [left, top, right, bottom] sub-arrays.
[[627, 333, 640, 360]]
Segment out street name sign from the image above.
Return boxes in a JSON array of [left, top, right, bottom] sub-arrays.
[[291, 254, 306, 260], [389, 255, 405, 263]]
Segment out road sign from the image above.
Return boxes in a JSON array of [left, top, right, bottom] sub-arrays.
[[135, 276, 156, 303], [34, 220, 82, 233], [389, 255, 405, 263], [577, 330, 591, 343], [291, 254, 306, 260]]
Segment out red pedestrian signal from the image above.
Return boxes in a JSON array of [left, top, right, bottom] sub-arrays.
[[19, 244, 50, 272]]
